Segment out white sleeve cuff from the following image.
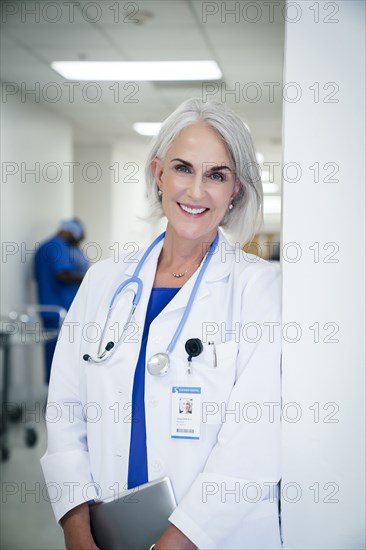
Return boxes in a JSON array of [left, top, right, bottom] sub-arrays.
[[169, 473, 280, 550], [41, 450, 98, 523], [169, 506, 216, 550]]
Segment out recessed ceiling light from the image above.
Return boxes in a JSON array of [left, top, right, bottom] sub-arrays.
[[51, 61, 222, 81], [256, 152, 264, 164], [133, 123, 162, 136]]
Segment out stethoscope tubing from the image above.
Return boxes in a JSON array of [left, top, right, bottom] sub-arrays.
[[109, 231, 165, 308], [166, 233, 218, 354], [83, 231, 218, 365]]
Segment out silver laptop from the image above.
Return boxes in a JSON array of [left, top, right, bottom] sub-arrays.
[[89, 477, 177, 550]]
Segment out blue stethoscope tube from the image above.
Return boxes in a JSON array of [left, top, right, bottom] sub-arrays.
[[83, 231, 218, 375]]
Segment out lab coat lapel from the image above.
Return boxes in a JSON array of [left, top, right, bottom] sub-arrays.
[[121, 235, 164, 334], [119, 230, 234, 324], [156, 230, 233, 320]]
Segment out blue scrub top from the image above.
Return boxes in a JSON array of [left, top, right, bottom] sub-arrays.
[[128, 287, 180, 489], [34, 235, 89, 325]]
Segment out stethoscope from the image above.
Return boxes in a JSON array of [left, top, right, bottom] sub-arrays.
[[83, 231, 219, 376]]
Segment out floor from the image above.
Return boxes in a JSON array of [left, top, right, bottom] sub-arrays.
[[1, 401, 65, 550]]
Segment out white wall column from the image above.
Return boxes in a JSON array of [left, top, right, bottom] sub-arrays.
[[281, 2, 365, 548]]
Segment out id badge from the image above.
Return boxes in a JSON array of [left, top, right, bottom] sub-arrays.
[[170, 386, 201, 440]]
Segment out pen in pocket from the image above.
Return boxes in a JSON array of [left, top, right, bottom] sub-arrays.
[[208, 341, 217, 368]]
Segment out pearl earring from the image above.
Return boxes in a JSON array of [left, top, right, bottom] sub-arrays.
[[228, 203, 233, 210], [158, 189, 162, 197]]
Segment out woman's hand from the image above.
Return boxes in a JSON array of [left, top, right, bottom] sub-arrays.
[[154, 524, 197, 550], [61, 502, 100, 550]]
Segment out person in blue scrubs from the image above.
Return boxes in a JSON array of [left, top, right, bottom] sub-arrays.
[[34, 219, 89, 383]]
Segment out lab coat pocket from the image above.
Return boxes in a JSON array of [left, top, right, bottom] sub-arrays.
[[213, 339, 238, 369], [200, 340, 238, 425]]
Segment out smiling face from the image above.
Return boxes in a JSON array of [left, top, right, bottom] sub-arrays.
[[151, 122, 240, 245], [180, 399, 192, 413]]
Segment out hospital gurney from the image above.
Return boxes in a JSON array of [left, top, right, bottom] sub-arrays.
[[0, 305, 66, 460]]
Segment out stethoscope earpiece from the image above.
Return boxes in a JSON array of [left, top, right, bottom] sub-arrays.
[[83, 342, 114, 362]]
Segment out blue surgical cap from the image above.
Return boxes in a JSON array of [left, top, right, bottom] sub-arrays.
[[59, 220, 83, 240]]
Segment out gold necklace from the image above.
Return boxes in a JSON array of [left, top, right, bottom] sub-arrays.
[[171, 262, 200, 279], [171, 269, 188, 279]]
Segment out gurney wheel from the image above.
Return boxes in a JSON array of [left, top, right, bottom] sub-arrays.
[[8, 405, 22, 422], [25, 428, 37, 447], [1, 446, 10, 461]]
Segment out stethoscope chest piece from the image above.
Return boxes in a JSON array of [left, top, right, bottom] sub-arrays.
[[147, 352, 170, 376]]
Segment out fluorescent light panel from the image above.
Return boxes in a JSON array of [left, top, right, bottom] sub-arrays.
[[133, 123, 162, 136], [51, 61, 222, 81]]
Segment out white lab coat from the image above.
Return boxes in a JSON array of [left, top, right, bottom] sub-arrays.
[[41, 229, 282, 549]]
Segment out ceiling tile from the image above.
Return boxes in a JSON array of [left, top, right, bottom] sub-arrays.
[[4, 25, 112, 48], [0, 0, 284, 150], [191, 0, 287, 26], [104, 26, 208, 51]]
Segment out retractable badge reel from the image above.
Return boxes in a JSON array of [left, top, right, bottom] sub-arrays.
[[185, 338, 203, 374]]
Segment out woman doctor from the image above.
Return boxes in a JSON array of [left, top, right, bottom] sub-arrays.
[[41, 98, 282, 550]]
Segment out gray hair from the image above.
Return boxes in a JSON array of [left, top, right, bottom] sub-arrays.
[[145, 98, 263, 246]]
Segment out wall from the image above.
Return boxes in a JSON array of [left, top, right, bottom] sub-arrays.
[[73, 143, 113, 262], [1, 94, 73, 397], [1, 94, 73, 312], [111, 138, 165, 253], [281, 2, 365, 548]]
